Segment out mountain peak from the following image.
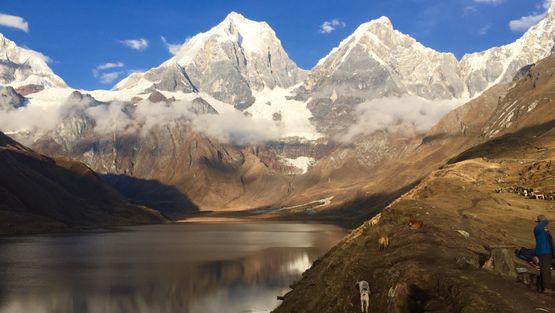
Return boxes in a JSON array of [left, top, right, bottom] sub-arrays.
[[371, 16, 393, 27], [114, 12, 303, 108], [348, 16, 396, 44], [224, 11, 247, 22], [0, 32, 67, 89]]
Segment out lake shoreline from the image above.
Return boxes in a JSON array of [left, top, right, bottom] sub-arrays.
[[0, 210, 354, 238]]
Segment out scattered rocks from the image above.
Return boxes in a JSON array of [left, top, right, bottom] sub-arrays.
[[147, 90, 169, 103], [456, 230, 470, 239], [456, 255, 480, 269], [516, 268, 538, 288]]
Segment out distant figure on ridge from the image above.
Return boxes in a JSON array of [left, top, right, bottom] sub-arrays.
[[534, 215, 554, 294]]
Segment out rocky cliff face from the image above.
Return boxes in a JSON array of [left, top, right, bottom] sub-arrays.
[[115, 12, 305, 110], [0, 86, 26, 110]]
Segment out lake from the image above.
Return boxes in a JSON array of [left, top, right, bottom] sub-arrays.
[[0, 222, 346, 313]]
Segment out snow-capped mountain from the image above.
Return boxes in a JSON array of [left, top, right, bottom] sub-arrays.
[[302, 17, 462, 101], [460, 4, 555, 97], [297, 6, 555, 134], [0, 33, 67, 92], [115, 12, 305, 110], [5, 7, 555, 216]]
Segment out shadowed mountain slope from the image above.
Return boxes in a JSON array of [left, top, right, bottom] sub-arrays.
[[0, 132, 165, 235]]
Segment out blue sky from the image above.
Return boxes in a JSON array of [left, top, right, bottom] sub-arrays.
[[0, 0, 551, 90]]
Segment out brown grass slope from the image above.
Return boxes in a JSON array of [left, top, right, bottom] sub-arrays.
[[0, 132, 165, 235], [273, 56, 555, 312]]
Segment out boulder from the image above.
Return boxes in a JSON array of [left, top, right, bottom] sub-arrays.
[[484, 248, 517, 278], [456, 255, 480, 269]]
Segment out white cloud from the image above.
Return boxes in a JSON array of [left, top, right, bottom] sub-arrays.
[[3, 78, 283, 145], [479, 24, 491, 35], [473, 0, 505, 4], [160, 36, 184, 55], [0, 93, 287, 147], [22, 47, 52, 63], [191, 111, 281, 145], [96, 62, 124, 71], [119, 38, 149, 51], [0, 13, 29, 32], [509, 14, 545, 32], [98, 72, 121, 84], [339, 96, 462, 142], [92, 62, 125, 84], [463, 6, 478, 15], [508, 0, 553, 32], [319, 19, 346, 34]]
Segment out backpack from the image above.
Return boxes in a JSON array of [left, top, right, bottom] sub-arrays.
[[516, 247, 536, 262]]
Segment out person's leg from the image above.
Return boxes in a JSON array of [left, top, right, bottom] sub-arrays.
[[539, 255, 551, 292], [545, 255, 552, 291]]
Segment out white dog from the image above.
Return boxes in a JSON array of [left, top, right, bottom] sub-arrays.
[[356, 280, 370, 313]]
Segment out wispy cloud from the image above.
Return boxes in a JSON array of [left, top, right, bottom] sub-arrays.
[[160, 36, 183, 55], [98, 72, 121, 84], [479, 24, 491, 35], [21, 46, 52, 63], [96, 62, 124, 71], [319, 19, 346, 34], [0, 13, 29, 32], [119, 38, 149, 51], [463, 6, 478, 16], [0, 94, 285, 146], [509, 0, 552, 32], [464, 0, 505, 16], [473, 0, 505, 4], [509, 14, 545, 32], [92, 62, 125, 84]]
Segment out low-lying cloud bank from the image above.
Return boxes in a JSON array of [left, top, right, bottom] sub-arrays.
[[339, 96, 463, 142], [0, 94, 283, 146], [0, 93, 463, 146]]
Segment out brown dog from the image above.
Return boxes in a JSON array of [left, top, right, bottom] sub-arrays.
[[378, 235, 390, 250], [408, 220, 424, 231]]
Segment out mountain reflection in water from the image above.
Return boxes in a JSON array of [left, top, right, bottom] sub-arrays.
[[0, 222, 346, 313]]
